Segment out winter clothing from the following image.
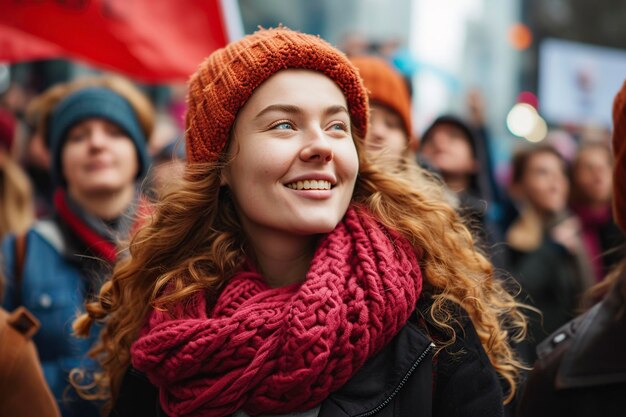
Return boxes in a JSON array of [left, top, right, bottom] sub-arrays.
[[131, 207, 423, 417], [54, 189, 121, 263], [1, 190, 150, 417], [612, 79, 626, 231], [506, 209, 589, 363], [114, 294, 504, 417], [0, 107, 16, 151], [350, 55, 412, 137], [0, 307, 61, 417], [517, 281, 626, 417], [517, 79, 626, 416], [185, 27, 369, 164], [572, 204, 625, 282], [47, 86, 151, 186]]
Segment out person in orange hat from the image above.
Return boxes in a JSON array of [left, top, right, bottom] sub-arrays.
[[517, 80, 626, 417], [350, 56, 418, 170], [73, 27, 527, 417]]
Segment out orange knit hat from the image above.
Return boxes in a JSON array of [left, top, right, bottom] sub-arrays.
[[350, 55, 412, 137], [612, 79, 626, 232], [185, 27, 369, 164]]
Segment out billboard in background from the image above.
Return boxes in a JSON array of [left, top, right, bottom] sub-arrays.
[[539, 38, 626, 128]]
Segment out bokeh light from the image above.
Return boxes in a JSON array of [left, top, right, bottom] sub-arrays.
[[506, 103, 537, 137], [508, 23, 533, 51], [525, 116, 548, 142]]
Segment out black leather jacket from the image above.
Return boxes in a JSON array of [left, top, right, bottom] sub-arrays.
[[517, 282, 626, 417]]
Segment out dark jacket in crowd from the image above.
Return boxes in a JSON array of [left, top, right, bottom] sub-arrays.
[[517, 281, 626, 417], [506, 211, 589, 364], [112, 295, 505, 417]]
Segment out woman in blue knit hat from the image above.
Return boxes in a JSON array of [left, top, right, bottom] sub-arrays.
[[1, 75, 153, 417]]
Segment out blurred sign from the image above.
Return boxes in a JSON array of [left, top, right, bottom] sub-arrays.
[[539, 38, 626, 127], [0, 0, 242, 83]]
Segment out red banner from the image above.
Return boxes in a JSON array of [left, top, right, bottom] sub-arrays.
[[0, 0, 237, 83]]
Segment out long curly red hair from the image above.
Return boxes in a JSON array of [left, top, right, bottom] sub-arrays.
[[72, 138, 528, 409]]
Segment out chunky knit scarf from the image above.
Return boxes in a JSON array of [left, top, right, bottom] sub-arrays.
[[131, 207, 423, 417]]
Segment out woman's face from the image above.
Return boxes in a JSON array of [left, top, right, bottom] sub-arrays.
[[222, 69, 359, 238], [573, 147, 612, 205], [62, 118, 139, 196], [420, 123, 476, 177], [364, 104, 408, 167], [520, 151, 569, 215]]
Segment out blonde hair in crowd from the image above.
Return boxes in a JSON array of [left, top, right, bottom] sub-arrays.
[[72, 126, 528, 408], [0, 155, 34, 238]]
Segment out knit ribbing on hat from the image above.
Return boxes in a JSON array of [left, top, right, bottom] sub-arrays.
[[350, 55, 413, 137], [47, 87, 151, 186], [185, 27, 369, 164], [612, 79, 626, 232]]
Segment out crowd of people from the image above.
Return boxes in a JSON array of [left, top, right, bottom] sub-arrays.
[[0, 27, 624, 417]]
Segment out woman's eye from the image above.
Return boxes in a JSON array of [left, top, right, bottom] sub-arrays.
[[106, 126, 125, 136], [329, 122, 348, 131], [272, 121, 294, 130], [67, 131, 87, 142]]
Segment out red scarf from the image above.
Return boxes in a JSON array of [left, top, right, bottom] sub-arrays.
[[54, 188, 152, 263], [131, 207, 423, 417]]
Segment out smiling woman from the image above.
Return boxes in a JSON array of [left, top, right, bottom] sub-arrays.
[[222, 70, 359, 261], [73, 27, 528, 417]]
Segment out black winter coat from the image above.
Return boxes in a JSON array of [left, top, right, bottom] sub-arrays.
[[517, 282, 626, 417], [112, 297, 504, 417]]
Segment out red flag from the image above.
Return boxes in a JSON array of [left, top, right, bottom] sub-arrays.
[[0, 0, 242, 83]]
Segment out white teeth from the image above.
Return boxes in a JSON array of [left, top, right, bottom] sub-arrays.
[[286, 180, 332, 190]]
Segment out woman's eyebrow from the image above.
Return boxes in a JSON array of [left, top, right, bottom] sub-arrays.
[[254, 104, 349, 120], [254, 104, 301, 120], [322, 105, 350, 118]]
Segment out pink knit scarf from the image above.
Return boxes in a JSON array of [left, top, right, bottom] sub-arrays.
[[131, 207, 423, 417]]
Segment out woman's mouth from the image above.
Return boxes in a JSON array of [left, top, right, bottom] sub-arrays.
[[285, 180, 332, 190]]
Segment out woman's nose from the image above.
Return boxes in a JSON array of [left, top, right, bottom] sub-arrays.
[[300, 128, 333, 162]]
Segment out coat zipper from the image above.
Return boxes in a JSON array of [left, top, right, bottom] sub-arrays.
[[354, 342, 435, 417]]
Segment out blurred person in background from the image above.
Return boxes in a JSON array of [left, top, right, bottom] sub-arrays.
[[516, 79, 626, 417], [22, 99, 54, 217], [570, 142, 624, 282], [1, 75, 153, 417], [506, 144, 592, 364], [0, 107, 35, 240], [419, 114, 506, 264], [145, 138, 186, 201], [339, 31, 370, 57], [350, 55, 418, 171]]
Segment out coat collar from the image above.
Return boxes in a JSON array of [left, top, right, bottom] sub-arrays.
[[556, 283, 626, 389], [319, 319, 434, 417]]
